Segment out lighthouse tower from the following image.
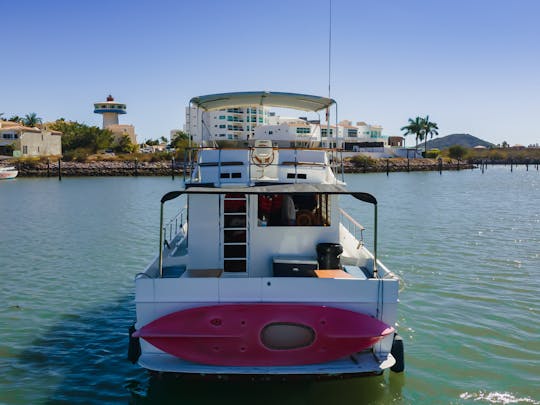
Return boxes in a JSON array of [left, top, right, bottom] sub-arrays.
[[94, 95, 127, 129]]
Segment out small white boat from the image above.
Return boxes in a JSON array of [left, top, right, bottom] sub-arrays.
[[0, 166, 18, 179], [128, 91, 404, 378]]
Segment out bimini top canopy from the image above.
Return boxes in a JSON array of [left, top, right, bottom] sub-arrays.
[[190, 91, 336, 112], [160, 183, 377, 205]]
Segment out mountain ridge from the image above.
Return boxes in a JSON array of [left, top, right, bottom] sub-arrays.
[[419, 133, 494, 150]]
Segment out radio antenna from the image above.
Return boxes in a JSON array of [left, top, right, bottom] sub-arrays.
[[328, 0, 332, 99]]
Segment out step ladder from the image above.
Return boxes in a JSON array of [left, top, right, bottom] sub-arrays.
[[222, 194, 248, 272]]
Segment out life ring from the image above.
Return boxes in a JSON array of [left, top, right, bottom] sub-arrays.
[[296, 210, 313, 226], [252, 149, 275, 167]]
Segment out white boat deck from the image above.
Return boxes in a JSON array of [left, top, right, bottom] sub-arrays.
[[139, 351, 395, 375]]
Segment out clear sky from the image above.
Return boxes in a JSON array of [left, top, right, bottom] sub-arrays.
[[2, 0, 539, 146]]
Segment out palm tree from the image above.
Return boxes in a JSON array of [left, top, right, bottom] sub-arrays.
[[8, 115, 22, 123], [23, 112, 42, 127], [421, 115, 439, 155], [401, 117, 423, 151]]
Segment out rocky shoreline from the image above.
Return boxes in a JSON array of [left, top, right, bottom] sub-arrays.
[[342, 157, 472, 173], [8, 158, 473, 177], [12, 160, 176, 177]]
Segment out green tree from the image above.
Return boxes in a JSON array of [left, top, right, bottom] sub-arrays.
[[170, 131, 190, 158], [421, 115, 439, 155], [89, 126, 114, 152], [48, 119, 113, 152], [8, 115, 22, 123], [401, 117, 423, 151], [114, 135, 136, 153], [448, 145, 467, 160], [23, 112, 42, 127]]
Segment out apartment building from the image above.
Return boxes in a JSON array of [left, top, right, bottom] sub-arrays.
[[184, 106, 270, 144]]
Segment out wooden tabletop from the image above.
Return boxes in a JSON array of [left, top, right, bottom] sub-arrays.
[[315, 269, 354, 279]]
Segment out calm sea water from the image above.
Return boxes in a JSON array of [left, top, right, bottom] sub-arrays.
[[0, 167, 538, 404]]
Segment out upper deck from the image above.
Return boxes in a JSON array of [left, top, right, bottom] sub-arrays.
[[186, 146, 344, 186]]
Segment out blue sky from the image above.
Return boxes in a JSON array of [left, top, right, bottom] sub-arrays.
[[2, 0, 539, 146]]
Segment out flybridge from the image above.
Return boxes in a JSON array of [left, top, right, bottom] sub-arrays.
[[186, 91, 340, 150]]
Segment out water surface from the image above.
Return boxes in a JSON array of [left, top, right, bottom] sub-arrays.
[[0, 167, 538, 404]]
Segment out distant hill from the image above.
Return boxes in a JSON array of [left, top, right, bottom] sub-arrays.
[[421, 134, 494, 150]]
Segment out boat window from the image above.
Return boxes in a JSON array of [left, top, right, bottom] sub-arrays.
[[257, 194, 330, 227]]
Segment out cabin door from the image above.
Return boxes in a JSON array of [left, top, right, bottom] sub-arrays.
[[222, 194, 248, 273]]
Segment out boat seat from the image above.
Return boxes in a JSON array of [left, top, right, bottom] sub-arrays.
[[342, 265, 368, 280], [182, 268, 223, 278], [162, 265, 186, 278]]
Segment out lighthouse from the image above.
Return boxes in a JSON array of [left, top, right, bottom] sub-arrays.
[[93, 94, 137, 145], [94, 94, 127, 129]]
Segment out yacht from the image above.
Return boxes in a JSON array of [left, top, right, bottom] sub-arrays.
[[128, 91, 404, 378]]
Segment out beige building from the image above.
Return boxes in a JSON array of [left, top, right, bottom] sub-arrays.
[[106, 124, 136, 144], [0, 120, 62, 157]]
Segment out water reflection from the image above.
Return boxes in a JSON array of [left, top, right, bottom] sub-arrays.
[[136, 371, 404, 405], [14, 295, 403, 404]]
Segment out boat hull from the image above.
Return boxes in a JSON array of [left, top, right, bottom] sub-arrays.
[[0, 170, 18, 179], [134, 303, 394, 366]]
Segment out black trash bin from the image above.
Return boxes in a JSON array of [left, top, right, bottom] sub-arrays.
[[316, 243, 343, 269]]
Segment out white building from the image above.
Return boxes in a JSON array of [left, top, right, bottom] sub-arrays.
[[336, 120, 386, 151], [254, 119, 321, 147], [184, 106, 270, 144], [184, 102, 391, 151]]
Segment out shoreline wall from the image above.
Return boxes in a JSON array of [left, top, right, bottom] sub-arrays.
[[9, 158, 474, 177]]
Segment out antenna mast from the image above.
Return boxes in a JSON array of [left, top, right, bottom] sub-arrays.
[[328, 0, 332, 99], [326, 0, 334, 155]]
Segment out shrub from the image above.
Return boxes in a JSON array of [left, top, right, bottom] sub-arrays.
[[149, 151, 173, 162], [63, 148, 91, 162], [15, 157, 42, 168], [425, 149, 440, 158], [349, 155, 375, 168]]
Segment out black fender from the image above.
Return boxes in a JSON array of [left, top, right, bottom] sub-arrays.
[[390, 333, 405, 372], [128, 323, 141, 364]]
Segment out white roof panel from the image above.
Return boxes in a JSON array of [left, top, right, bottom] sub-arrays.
[[190, 91, 335, 112]]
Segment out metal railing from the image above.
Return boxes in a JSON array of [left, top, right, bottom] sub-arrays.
[[183, 145, 345, 185], [162, 206, 187, 246], [339, 208, 365, 246]]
